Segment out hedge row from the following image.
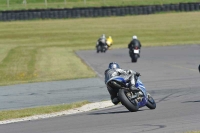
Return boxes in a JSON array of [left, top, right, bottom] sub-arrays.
[[0, 2, 199, 21]]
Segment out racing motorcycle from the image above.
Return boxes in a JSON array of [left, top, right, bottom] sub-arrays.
[[96, 39, 107, 53], [129, 46, 140, 63], [105, 74, 156, 112]]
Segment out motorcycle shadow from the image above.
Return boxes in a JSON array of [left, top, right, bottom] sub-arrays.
[[89, 111, 129, 115], [88, 108, 149, 115], [182, 100, 200, 103]]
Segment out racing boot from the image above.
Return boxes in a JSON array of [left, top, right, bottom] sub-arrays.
[[111, 96, 120, 105], [129, 84, 140, 92]]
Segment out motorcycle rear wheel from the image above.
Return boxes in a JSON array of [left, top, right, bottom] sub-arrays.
[[118, 89, 139, 112], [131, 55, 138, 63], [131, 58, 137, 63], [97, 46, 101, 53]]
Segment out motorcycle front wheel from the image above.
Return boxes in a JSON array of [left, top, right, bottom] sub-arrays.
[[118, 89, 139, 112], [146, 93, 156, 109]]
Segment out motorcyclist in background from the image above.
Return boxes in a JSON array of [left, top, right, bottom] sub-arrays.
[[104, 62, 141, 105], [106, 36, 113, 49], [96, 34, 107, 49], [128, 35, 142, 56]]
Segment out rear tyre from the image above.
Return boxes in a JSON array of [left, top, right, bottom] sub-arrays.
[[131, 54, 138, 63], [97, 46, 101, 53], [104, 48, 107, 53], [131, 57, 137, 63], [118, 89, 139, 112], [146, 94, 156, 109], [101, 48, 103, 52]]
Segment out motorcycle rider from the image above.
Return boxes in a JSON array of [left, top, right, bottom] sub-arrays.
[[105, 62, 141, 105], [128, 35, 142, 56], [106, 36, 113, 49], [96, 34, 107, 49]]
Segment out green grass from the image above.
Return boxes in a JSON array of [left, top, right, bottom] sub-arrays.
[[0, 11, 200, 86], [0, 101, 89, 121], [0, 0, 200, 11]]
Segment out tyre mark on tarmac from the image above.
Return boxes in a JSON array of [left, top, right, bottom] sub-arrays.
[[163, 62, 197, 72], [131, 124, 166, 133], [155, 93, 174, 103]]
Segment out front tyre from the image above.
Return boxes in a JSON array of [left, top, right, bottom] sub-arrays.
[[146, 93, 156, 109], [118, 89, 139, 112]]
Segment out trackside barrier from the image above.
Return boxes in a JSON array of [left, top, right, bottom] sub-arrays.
[[0, 2, 199, 21]]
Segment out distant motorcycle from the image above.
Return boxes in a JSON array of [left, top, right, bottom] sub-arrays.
[[105, 73, 156, 112], [96, 39, 107, 53], [129, 46, 140, 63]]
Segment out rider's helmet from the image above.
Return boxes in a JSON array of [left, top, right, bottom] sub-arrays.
[[132, 35, 137, 39], [102, 34, 106, 39], [108, 62, 120, 69]]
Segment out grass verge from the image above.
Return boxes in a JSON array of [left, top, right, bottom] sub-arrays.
[[0, 101, 89, 121], [0, 11, 200, 86]]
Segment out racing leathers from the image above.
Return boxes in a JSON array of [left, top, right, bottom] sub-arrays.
[[128, 39, 142, 57], [105, 68, 140, 105], [96, 37, 107, 49], [128, 39, 142, 49]]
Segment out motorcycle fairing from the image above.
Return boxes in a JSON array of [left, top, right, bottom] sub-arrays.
[[106, 76, 148, 108], [106, 76, 127, 85], [135, 78, 148, 107]]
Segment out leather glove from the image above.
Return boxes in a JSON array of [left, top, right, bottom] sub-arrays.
[[136, 72, 141, 77], [127, 70, 133, 74]]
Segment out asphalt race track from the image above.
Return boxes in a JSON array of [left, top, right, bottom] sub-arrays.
[[0, 45, 200, 133], [0, 78, 108, 110]]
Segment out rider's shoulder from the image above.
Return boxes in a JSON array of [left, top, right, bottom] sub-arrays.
[[104, 69, 110, 73], [116, 68, 124, 71], [105, 68, 118, 73]]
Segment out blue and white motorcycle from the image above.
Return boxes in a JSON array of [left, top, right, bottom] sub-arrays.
[[106, 74, 156, 112]]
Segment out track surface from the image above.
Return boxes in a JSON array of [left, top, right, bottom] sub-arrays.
[[0, 78, 108, 110], [1, 45, 200, 133]]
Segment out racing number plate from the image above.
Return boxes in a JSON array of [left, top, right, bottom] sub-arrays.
[[134, 49, 139, 54]]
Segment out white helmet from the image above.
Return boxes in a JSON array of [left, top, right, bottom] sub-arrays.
[[132, 35, 137, 39], [102, 34, 105, 39]]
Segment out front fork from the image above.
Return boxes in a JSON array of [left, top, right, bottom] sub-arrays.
[[130, 91, 144, 102]]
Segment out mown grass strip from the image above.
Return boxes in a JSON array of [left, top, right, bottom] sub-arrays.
[[0, 47, 38, 82], [0, 101, 89, 121]]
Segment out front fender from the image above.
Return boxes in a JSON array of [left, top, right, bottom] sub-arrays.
[[135, 78, 148, 107]]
